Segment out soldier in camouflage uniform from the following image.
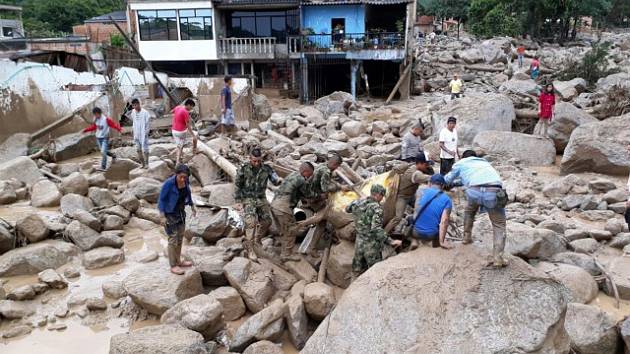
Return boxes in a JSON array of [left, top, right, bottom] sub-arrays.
[[304, 154, 349, 208], [346, 184, 402, 276], [235, 148, 281, 260], [271, 162, 314, 261]]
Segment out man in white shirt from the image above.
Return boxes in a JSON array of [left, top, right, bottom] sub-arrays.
[[130, 98, 151, 168], [439, 116, 459, 175]]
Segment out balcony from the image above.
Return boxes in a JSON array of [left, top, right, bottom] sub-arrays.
[[218, 37, 276, 60], [295, 32, 406, 60]]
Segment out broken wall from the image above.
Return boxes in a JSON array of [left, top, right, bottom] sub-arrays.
[[0, 59, 109, 143]]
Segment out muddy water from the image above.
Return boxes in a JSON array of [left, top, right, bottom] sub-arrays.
[[591, 293, 630, 322]]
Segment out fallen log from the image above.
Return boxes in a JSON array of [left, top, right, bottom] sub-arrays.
[[317, 245, 331, 283], [515, 109, 539, 120], [464, 64, 504, 72], [195, 139, 237, 180], [339, 162, 364, 185], [267, 130, 295, 146]]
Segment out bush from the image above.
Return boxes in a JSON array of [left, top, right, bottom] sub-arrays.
[[559, 41, 619, 86], [110, 34, 125, 48], [468, 0, 523, 38]]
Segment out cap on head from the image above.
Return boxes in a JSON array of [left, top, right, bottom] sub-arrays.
[[371, 184, 386, 196], [175, 164, 191, 176], [447, 117, 457, 124], [430, 174, 446, 186], [415, 153, 429, 164]]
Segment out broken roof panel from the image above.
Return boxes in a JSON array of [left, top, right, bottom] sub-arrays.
[[84, 10, 127, 23]]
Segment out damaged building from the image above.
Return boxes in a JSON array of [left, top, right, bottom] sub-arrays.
[[125, 0, 416, 101]]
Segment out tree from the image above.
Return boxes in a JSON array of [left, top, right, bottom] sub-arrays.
[[424, 0, 470, 37], [469, 0, 523, 37]]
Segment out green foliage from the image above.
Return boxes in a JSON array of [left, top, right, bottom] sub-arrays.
[[5, 0, 125, 37], [559, 41, 619, 86], [425, 0, 470, 21], [110, 33, 124, 48], [469, 0, 522, 37]]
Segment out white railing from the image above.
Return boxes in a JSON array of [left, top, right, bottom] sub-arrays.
[[287, 36, 300, 54], [218, 37, 276, 56]]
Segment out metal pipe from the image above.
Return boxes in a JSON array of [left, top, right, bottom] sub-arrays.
[[293, 208, 314, 222]]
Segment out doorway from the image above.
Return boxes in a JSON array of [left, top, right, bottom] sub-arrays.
[[332, 18, 345, 43]]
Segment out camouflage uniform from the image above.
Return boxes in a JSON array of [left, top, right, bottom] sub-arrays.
[[304, 164, 342, 209], [235, 162, 281, 254], [271, 171, 308, 259], [385, 164, 432, 234], [346, 194, 388, 273]]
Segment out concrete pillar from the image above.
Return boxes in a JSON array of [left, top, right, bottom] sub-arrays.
[[350, 60, 359, 99], [241, 62, 245, 75]]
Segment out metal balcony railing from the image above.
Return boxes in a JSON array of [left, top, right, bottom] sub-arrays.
[[296, 32, 405, 53], [218, 37, 276, 57]]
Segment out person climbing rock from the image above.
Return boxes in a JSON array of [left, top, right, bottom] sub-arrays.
[[81, 106, 121, 171]]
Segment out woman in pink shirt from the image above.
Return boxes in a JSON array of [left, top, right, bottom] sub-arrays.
[[171, 99, 197, 165]]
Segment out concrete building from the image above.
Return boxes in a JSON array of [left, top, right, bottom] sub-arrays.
[[0, 5, 25, 51], [73, 10, 128, 45]]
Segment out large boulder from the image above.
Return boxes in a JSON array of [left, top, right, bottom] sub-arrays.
[[208, 286, 246, 321], [548, 103, 598, 153], [0, 133, 30, 164], [480, 38, 510, 64], [458, 48, 483, 64], [229, 298, 286, 352], [285, 294, 309, 349], [82, 247, 125, 269], [104, 158, 141, 181], [301, 248, 571, 354], [65, 220, 123, 251], [314, 91, 355, 118], [0, 224, 14, 254], [129, 161, 172, 182], [88, 187, 115, 207], [109, 324, 207, 354], [561, 114, 630, 175], [535, 262, 598, 304], [53, 133, 96, 162], [304, 282, 335, 321], [564, 303, 620, 354], [341, 120, 367, 138], [0, 156, 43, 186], [551, 252, 600, 276], [431, 94, 515, 146], [476, 220, 566, 260], [327, 240, 354, 288], [607, 256, 630, 300], [187, 209, 229, 244], [31, 179, 62, 207], [200, 183, 236, 207], [499, 78, 539, 96], [0, 181, 16, 205], [185, 246, 228, 286], [473, 131, 556, 166], [596, 72, 630, 92], [16, 214, 49, 243], [189, 154, 221, 187], [123, 263, 204, 315], [223, 257, 275, 313], [60, 193, 94, 217], [553, 78, 587, 101], [60, 172, 89, 196], [160, 294, 224, 340], [252, 93, 272, 122], [243, 341, 283, 354], [127, 177, 161, 203], [0, 240, 79, 277]]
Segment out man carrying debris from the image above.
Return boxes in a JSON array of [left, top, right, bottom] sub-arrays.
[[235, 148, 282, 261], [130, 98, 151, 168], [346, 184, 402, 277], [439, 117, 459, 175], [220, 75, 236, 134], [81, 107, 122, 171], [410, 174, 452, 250], [385, 153, 434, 235], [158, 164, 197, 275], [306, 154, 350, 208], [171, 98, 198, 165], [449, 74, 464, 100], [444, 150, 508, 267], [271, 162, 315, 261], [400, 123, 426, 162]]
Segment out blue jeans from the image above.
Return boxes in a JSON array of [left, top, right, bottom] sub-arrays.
[[96, 138, 109, 169], [463, 187, 507, 259], [518, 54, 524, 68]]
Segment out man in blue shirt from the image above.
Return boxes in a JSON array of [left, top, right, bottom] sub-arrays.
[[158, 164, 197, 275], [220, 75, 235, 134], [444, 150, 508, 267], [411, 174, 453, 250]]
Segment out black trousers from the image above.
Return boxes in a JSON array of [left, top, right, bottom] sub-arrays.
[[625, 208, 630, 229], [440, 158, 455, 175]]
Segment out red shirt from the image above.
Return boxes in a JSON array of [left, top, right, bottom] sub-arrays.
[[172, 106, 189, 132], [517, 46, 525, 54], [539, 92, 556, 120]]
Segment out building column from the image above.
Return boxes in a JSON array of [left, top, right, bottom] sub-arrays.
[[350, 60, 360, 99], [241, 62, 245, 75], [291, 61, 296, 90]]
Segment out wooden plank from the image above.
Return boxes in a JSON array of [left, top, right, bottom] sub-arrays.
[[385, 64, 412, 105]]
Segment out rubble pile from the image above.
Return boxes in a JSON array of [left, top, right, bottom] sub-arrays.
[[2, 32, 630, 354]]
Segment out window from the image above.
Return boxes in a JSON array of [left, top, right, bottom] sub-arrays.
[[138, 10, 178, 41], [2, 27, 13, 37], [227, 9, 299, 43], [179, 9, 213, 40]]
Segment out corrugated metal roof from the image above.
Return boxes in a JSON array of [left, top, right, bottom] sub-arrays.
[[85, 10, 127, 23], [302, 0, 411, 5]]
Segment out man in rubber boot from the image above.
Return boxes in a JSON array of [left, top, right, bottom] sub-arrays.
[[130, 98, 151, 168], [235, 148, 281, 261], [346, 184, 402, 279], [444, 150, 508, 267], [385, 153, 434, 235], [271, 162, 314, 261], [158, 164, 197, 275]]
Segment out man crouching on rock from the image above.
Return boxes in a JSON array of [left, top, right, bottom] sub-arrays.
[[158, 164, 197, 275], [346, 184, 402, 279]]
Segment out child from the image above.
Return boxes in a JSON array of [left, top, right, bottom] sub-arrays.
[[82, 107, 122, 171]]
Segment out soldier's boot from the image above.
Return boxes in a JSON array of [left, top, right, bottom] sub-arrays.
[[462, 214, 474, 244], [254, 222, 270, 245], [244, 227, 258, 262], [136, 149, 145, 168], [280, 233, 301, 262]]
